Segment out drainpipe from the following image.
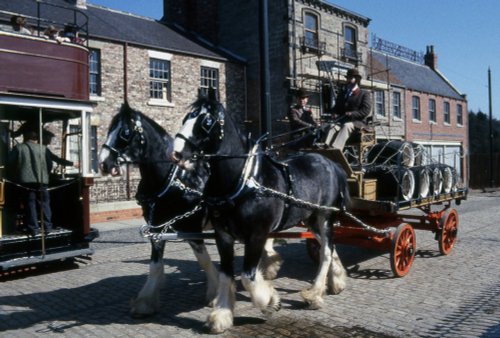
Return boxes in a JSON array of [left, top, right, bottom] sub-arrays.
[[123, 42, 131, 200], [291, 0, 297, 88], [259, 0, 271, 144]]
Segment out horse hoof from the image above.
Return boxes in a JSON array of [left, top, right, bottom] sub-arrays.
[[206, 309, 233, 334], [300, 289, 324, 310], [327, 283, 345, 295], [130, 298, 158, 318]]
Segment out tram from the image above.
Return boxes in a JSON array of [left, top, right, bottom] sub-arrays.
[[0, 3, 98, 271]]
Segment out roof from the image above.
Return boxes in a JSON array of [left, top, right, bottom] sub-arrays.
[[370, 50, 464, 100], [0, 0, 235, 62]]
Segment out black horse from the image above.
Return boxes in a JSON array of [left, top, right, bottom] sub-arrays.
[[172, 93, 350, 333], [99, 103, 218, 317]]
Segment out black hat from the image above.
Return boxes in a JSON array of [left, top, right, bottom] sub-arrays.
[[346, 68, 361, 79], [11, 121, 38, 138], [296, 88, 309, 98]]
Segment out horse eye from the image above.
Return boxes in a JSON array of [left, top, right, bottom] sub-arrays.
[[189, 110, 200, 118]]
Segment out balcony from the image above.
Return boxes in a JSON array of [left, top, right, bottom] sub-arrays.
[[341, 47, 362, 64], [300, 36, 326, 55], [0, 31, 89, 101]]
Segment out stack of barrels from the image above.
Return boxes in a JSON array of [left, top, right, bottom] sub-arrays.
[[364, 141, 458, 203]]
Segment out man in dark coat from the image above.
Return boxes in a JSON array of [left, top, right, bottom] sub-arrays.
[[8, 128, 52, 236], [287, 88, 318, 148], [325, 68, 372, 149]]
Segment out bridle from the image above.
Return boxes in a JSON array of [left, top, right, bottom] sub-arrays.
[[102, 115, 145, 164], [175, 103, 225, 156]]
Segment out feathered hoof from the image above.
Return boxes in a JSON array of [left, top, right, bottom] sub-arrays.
[[205, 308, 233, 334], [261, 294, 281, 317], [129, 298, 157, 318], [327, 280, 346, 295], [261, 254, 284, 280], [300, 288, 324, 310]]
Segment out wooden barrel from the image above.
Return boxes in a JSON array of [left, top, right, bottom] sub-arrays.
[[410, 166, 430, 198], [412, 143, 425, 166], [429, 165, 443, 196], [367, 141, 415, 167], [366, 166, 415, 202]]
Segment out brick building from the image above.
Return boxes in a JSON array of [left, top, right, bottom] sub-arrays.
[[0, 0, 246, 221], [369, 45, 468, 178]]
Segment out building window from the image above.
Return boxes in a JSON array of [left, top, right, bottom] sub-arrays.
[[375, 90, 385, 116], [68, 124, 80, 167], [444, 101, 450, 124], [343, 26, 357, 60], [149, 58, 171, 101], [412, 96, 421, 121], [89, 49, 101, 96], [392, 92, 401, 119], [200, 66, 219, 98], [304, 12, 319, 49], [457, 103, 463, 125], [90, 125, 98, 173], [429, 98, 436, 123]]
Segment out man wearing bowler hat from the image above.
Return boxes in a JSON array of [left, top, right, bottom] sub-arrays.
[[288, 88, 318, 130], [287, 87, 318, 148], [324, 67, 371, 150]]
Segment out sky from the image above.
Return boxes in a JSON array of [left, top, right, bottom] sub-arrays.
[[89, 0, 500, 119]]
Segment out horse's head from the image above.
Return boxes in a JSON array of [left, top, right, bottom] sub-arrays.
[[99, 102, 146, 176], [172, 93, 225, 170]]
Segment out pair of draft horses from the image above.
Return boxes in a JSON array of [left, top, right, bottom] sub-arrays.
[[99, 93, 349, 334]]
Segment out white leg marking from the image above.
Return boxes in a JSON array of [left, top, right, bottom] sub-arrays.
[[241, 268, 281, 316], [206, 273, 235, 334], [301, 223, 331, 309], [327, 247, 347, 295], [260, 238, 283, 280], [192, 244, 219, 306], [130, 261, 164, 317]]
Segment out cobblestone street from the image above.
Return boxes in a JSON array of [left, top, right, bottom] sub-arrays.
[[1, 190, 499, 337]]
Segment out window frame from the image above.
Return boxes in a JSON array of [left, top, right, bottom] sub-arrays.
[[148, 50, 173, 107], [457, 103, 463, 126], [89, 48, 101, 97], [443, 101, 451, 124], [343, 25, 357, 60], [429, 98, 436, 123], [392, 91, 401, 119], [200, 66, 219, 99], [303, 11, 319, 49], [412, 96, 421, 121], [375, 90, 385, 117]]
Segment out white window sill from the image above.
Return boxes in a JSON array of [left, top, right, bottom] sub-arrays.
[[392, 116, 402, 122], [429, 121, 437, 125], [90, 95, 105, 102], [444, 122, 451, 126], [147, 99, 175, 107], [412, 119, 422, 124]]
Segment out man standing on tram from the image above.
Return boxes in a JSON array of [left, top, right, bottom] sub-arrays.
[[8, 127, 52, 236]]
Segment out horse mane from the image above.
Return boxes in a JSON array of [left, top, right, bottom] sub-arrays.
[[115, 102, 172, 143]]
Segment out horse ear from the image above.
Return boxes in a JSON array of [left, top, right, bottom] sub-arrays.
[[120, 101, 135, 120], [208, 87, 217, 101]]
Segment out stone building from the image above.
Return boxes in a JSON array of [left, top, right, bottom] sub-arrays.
[[0, 0, 246, 221], [163, 0, 371, 134], [164, 0, 468, 180]]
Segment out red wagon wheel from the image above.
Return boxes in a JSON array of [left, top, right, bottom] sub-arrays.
[[438, 208, 459, 255], [390, 223, 416, 277]]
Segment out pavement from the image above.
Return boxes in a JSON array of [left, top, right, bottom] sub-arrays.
[[1, 189, 499, 337]]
